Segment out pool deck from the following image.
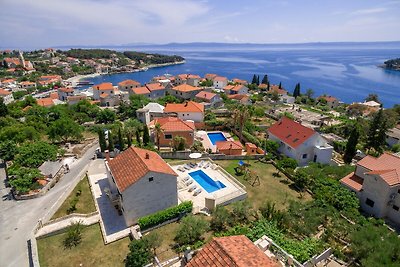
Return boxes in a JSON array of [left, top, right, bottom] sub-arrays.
[[198, 131, 234, 153], [171, 160, 247, 211]]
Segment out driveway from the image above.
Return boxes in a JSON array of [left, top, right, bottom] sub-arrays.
[[0, 145, 98, 267]]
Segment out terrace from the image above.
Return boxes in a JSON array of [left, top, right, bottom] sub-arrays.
[[196, 131, 235, 153], [169, 159, 247, 212]]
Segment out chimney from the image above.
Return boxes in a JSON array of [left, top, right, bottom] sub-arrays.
[[184, 102, 188, 107], [145, 153, 150, 159], [105, 150, 110, 161]]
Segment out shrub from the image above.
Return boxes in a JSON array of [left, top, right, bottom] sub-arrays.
[[138, 201, 193, 230], [175, 215, 209, 245], [63, 222, 83, 248], [242, 131, 261, 147]]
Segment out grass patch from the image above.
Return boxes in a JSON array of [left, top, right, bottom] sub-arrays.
[[51, 176, 96, 220], [37, 223, 130, 267], [216, 160, 311, 209]]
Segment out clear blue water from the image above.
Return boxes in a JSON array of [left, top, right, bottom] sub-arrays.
[[207, 132, 227, 145], [83, 43, 400, 107], [189, 170, 226, 193]]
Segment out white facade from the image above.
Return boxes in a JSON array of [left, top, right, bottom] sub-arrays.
[[105, 163, 178, 226], [0, 91, 14, 105], [213, 79, 228, 89], [176, 111, 203, 122], [268, 132, 333, 166]]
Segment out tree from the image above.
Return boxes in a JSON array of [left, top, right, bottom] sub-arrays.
[[118, 127, 124, 151], [0, 141, 17, 161], [365, 93, 380, 104], [365, 109, 388, 152], [173, 136, 186, 151], [256, 75, 260, 85], [14, 141, 58, 168], [108, 131, 114, 151], [0, 97, 8, 117], [136, 130, 141, 146], [143, 232, 162, 257], [293, 169, 311, 191], [210, 206, 232, 232], [63, 222, 83, 249], [270, 90, 280, 102], [231, 200, 253, 223], [232, 107, 249, 142], [278, 82, 282, 89], [125, 239, 152, 267], [98, 129, 107, 152], [154, 123, 163, 151], [277, 157, 298, 171], [293, 83, 301, 98], [126, 133, 132, 147], [142, 125, 150, 146], [8, 167, 41, 193], [261, 74, 269, 85], [305, 89, 314, 99], [251, 74, 258, 85], [175, 215, 209, 245], [47, 117, 83, 143], [344, 126, 360, 164], [97, 108, 116, 124]]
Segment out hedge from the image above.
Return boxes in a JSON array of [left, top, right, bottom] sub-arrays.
[[242, 131, 261, 147], [138, 201, 193, 230]]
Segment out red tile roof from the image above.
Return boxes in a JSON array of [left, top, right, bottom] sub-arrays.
[[205, 73, 217, 80], [340, 172, 363, 192], [0, 88, 11, 96], [108, 147, 177, 192], [258, 83, 268, 89], [118, 79, 140, 86], [195, 91, 217, 101], [356, 152, 400, 186], [268, 86, 287, 95], [213, 76, 228, 82], [149, 117, 195, 132], [187, 235, 279, 267], [268, 117, 316, 148], [227, 94, 248, 101], [146, 83, 165, 91], [164, 101, 204, 113], [232, 78, 248, 84], [93, 82, 114, 91], [246, 142, 257, 149], [37, 98, 54, 107], [172, 84, 200, 92], [132, 86, 150, 95], [49, 92, 58, 100], [58, 87, 74, 93], [100, 93, 109, 99], [216, 140, 243, 150], [318, 95, 338, 102]]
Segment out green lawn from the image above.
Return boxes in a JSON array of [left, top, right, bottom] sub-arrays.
[[37, 223, 130, 267], [146, 222, 180, 262], [216, 160, 311, 209], [51, 176, 96, 220]]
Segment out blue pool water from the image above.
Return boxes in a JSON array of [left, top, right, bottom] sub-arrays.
[[207, 132, 227, 145], [189, 170, 226, 193]]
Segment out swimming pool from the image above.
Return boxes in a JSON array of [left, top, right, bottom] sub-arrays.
[[207, 132, 227, 145], [189, 170, 226, 193]]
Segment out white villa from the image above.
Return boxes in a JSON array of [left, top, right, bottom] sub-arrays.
[[105, 147, 178, 226], [267, 117, 333, 166]]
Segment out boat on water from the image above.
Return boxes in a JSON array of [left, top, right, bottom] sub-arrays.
[[77, 80, 94, 85]]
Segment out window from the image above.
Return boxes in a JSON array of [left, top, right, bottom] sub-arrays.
[[182, 114, 185, 117], [149, 177, 154, 182], [365, 198, 375, 207], [393, 205, 399, 211], [165, 134, 172, 139], [302, 154, 307, 159], [398, 189, 400, 194]]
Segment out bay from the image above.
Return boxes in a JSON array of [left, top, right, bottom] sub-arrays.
[[83, 43, 400, 107]]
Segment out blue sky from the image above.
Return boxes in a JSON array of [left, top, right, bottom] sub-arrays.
[[1, 0, 400, 48]]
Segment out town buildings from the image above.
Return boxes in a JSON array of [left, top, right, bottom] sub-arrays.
[[148, 117, 195, 148], [0, 88, 14, 104], [164, 101, 205, 122]]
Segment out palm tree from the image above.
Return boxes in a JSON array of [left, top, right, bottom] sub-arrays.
[[232, 106, 249, 142], [154, 123, 163, 151]]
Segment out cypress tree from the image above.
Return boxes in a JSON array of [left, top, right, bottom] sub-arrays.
[[0, 98, 8, 117], [126, 133, 132, 147], [293, 83, 301, 98], [98, 130, 107, 152], [136, 130, 141, 146], [256, 75, 260, 85], [366, 109, 386, 152], [344, 126, 360, 164], [118, 127, 124, 151], [261, 75, 269, 85], [142, 125, 150, 146], [251, 74, 258, 84], [278, 82, 282, 89], [267, 82, 270, 91], [108, 131, 114, 151]]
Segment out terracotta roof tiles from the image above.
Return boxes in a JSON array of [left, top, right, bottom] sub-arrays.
[[164, 101, 204, 113], [149, 117, 195, 132]]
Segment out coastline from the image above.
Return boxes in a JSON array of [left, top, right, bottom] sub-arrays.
[[66, 60, 185, 86]]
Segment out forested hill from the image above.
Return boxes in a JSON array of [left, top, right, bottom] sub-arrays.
[[62, 49, 184, 65], [383, 58, 400, 71]]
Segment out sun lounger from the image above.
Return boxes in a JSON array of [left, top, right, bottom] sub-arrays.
[[182, 176, 190, 182], [203, 162, 210, 169], [189, 162, 197, 168], [198, 160, 205, 168], [188, 184, 197, 192], [193, 188, 202, 196], [184, 164, 192, 170], [177, 166, 186, 172], [185, 179, 194, 186]]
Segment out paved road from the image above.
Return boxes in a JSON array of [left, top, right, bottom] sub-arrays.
[[0, 145, 98, 267]]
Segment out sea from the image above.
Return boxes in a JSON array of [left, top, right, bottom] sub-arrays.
[[81, 42, 400, 107]]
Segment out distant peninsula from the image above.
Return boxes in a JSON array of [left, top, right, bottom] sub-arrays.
[[381, 58, 400, 71]]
